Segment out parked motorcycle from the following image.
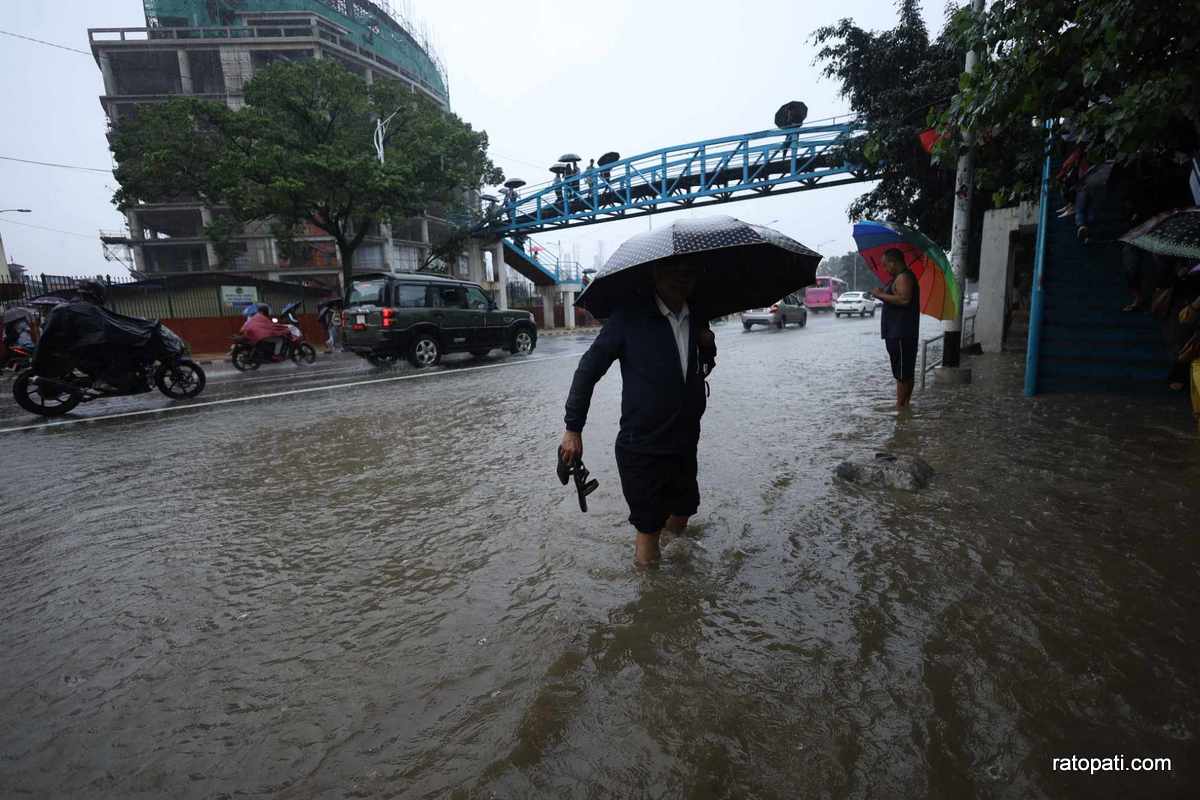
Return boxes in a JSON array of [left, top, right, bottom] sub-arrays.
[[3, 306, 39, 374], [230, 302, 317, 371], [2, 344, 35, 375], [12, 315, 205, 417]]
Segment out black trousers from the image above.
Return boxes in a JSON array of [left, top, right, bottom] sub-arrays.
[[614, 445, 700, 534], [885, 337, 918, 382]]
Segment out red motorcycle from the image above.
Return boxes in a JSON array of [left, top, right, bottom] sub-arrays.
[[230, 303, 317, 371]]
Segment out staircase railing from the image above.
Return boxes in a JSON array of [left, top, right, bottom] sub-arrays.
[[503, 239, 585, 285]]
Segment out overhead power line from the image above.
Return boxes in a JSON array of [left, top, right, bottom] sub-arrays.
[[0, 155, 112, 174], [0, 217, 106, 240], [491, 150, 554, 172], [0, 29, 91, 56]]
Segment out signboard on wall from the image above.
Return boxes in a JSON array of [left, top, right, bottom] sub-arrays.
[[220, 285, 259, 312]]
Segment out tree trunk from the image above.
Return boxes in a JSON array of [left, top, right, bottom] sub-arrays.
[[338, 242, 356, 298]]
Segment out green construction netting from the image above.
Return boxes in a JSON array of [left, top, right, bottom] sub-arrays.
[[142, 0, 447, 99]]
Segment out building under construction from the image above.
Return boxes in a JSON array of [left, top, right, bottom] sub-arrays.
[[90, 0, 457, 287]]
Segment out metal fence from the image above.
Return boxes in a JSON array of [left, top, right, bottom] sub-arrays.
[[0, 274, 132, 311], [920, 313, 976, 389], [0, 273, 330, 319], [506, 280, 537, 308]]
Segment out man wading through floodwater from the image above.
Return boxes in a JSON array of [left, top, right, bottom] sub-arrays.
[[560, 261, 715, 565]]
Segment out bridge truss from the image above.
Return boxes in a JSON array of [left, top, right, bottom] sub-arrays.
[[479, 120, 875, 240]]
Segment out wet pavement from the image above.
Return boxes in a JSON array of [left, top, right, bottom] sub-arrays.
[[1, 312, 1197, 799]]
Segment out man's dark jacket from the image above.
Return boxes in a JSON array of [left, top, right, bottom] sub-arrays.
[[564, 294, 708, 454]]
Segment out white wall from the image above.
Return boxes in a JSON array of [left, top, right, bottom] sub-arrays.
[[977, 202, 1037, 353]]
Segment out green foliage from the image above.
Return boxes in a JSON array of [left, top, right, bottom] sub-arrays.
[[417, 228, 471, 274], [111, 59, 502, 288], [944, 0, 1200, 196], [812, 1, 1043, 279], [812, 0, 963, 244], [817, 251, 878, 289], [202, 213, 244, 268]]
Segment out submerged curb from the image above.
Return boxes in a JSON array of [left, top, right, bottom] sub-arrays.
[[537, 327, 602, 337], [189, 330, 597, 367]]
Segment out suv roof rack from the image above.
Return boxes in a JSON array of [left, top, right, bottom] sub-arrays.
[[357, 271, 469, 284]]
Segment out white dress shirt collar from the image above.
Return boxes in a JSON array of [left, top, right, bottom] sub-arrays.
[[655, 294, 691, 380]]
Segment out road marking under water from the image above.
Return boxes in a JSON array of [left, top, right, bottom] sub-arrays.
[[205, 363, 370, 388], [210, 361, 365, 380], [0, 352, 583, 435]]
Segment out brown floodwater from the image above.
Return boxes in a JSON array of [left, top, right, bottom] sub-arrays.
[[1, 314, 1196, 799]]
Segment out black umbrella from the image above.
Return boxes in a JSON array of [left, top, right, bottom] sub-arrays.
[[3, 306, 35, 324], [504, 178, 526, 189], [27, 293, 72, 308], [575, 215, 821, 319], [774, 100, 808, 128], [1120, 207, 1200, 259], [597, 151, 620, 166]]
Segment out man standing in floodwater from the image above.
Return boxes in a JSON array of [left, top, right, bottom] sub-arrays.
[[560, 261, 715, 565], [871, 247, 920, 408]]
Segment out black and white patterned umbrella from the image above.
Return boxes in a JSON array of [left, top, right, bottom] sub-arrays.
[[575, 215, 822, 319], [1120, 207, 1200, 259]]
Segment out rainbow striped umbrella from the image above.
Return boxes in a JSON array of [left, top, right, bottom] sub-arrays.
[[852, 219, 960, 321]]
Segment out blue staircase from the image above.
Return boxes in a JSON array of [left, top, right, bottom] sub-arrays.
[[500, 239, 584, 288], [1033, 193, 1171, 394]]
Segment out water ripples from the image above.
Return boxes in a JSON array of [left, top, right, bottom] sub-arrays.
[[2, 320, 1197, 798]]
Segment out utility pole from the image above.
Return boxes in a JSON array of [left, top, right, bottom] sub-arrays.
[[940, 0, 985, 378]]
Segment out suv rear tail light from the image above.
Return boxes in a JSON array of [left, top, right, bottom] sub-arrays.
[[382, 307, 395, 328]]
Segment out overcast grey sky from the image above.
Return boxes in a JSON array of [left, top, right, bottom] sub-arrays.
[[0, 0, 950, 277]]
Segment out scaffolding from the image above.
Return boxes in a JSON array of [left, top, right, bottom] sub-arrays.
[[141, 0, 447, 99]]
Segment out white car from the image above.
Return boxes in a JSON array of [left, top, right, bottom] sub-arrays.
[[834, 291, 876, 318]]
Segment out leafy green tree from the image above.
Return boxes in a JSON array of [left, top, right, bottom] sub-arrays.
[[812, 1, 1043, 278], [817, 251, 877, 291], [111, 60, 503, 289], [812, 1, 963, 243], [945, 0, 1200, 198]]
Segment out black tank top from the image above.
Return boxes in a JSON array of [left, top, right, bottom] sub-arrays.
[[881, 269, 920, 340]]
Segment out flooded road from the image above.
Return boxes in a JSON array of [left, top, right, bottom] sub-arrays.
[[1, 312, 1197, 799]]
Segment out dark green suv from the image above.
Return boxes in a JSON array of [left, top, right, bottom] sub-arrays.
[[343, 272, 538, 368]]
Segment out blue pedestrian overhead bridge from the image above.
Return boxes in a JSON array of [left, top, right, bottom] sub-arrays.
[[477, 119, 876, 287]]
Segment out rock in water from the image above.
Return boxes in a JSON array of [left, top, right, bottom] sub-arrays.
[[834, 453, 934, 492]]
